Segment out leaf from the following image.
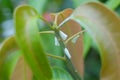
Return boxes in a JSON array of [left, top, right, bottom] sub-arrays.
[[40, 33, 66, 68], [0, 36, 20, 80], [83, 32, 92, 58], [11, 56, 32, 80], [51, 9, 84, 78], [71, 2, 120, 80], [51, 8, 73, 25], [106, 0, 120, 10], [72, 0, 99, 8], [14, 5, 52, 80], [72, 0, 98, 59], [0, 36, 32, 80], [52, 67, 73, 80]]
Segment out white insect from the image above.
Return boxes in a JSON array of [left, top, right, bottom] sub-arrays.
[[54, 37, 60, 46], [64, 48, 71, 59], [59, 30, 68, 40]]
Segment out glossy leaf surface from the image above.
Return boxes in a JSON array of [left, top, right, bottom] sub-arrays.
[[14, 5, 52, 80], [72, 2, 120, 80]]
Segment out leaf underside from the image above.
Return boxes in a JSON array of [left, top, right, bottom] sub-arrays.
[[72, 2, 120, 80]]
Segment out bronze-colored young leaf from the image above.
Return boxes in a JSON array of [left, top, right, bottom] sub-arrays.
[[11, 56, 32, 80], [72, 2, 120, 80], [51, 8, 73, 25], [51, 9, 84, 78], [0, 36, 20, 80], [14, 5, 52, 80]]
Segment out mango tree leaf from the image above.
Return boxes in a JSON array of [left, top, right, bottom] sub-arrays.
[[0, 36, 33, 80], [11, 56, 32, 80], [51, 8, 73, 25], [71, 2, 120, 80], [72, 0, 97, 59], [40, 33, 66, 68], [14, 5, 52, 80], [83, 32, 92, 58], [106, 0, 120, 10], [51, 9, 84, 78], [52, 67, 73, 80], [0, 36, 20, 80]]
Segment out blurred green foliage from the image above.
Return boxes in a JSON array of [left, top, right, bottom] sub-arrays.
[[0, 0, 120, 80]]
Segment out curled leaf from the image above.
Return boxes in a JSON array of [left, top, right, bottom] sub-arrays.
[[0, 36, 33, 80], [72, 2, 120, 80], [14, 5, 52, 80], [0, 36, 20, 80]]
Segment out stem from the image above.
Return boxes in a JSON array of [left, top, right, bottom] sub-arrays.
[[38, 31, 55, 34], [65, 30, 85, 44], [46, 53, 66, 61], [54, 29, 81, 80], [58, 16, 72, 28], [52, 14, 59, 29], [54, 14, 59, 26]]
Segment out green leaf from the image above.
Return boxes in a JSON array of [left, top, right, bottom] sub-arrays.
[[83, 32, 92, 58], [14, 5, 52, 80], [106, 0, 120, 10], [72, 2, 120, 80], [52, 67, 73, 80], [0, 36, 20, 80], [40, 33, 66, 68]]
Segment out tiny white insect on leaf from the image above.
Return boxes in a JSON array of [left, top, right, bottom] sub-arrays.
[[59, 31, 68, 40], [54, 37, 60, 46], [64, 48, 71, 59]]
